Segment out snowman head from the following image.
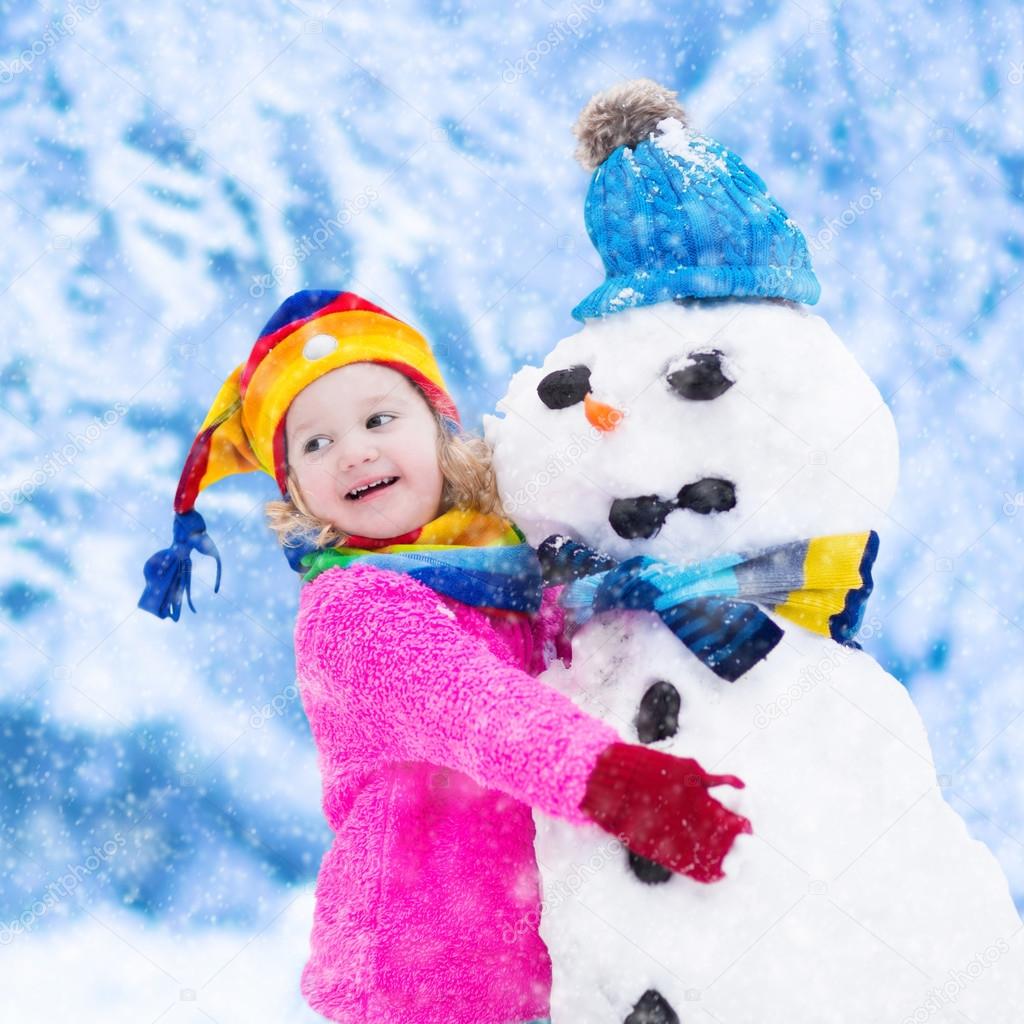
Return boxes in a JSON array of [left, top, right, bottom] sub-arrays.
[[485, 80, 898, 563], [485, 297, 898, 563]]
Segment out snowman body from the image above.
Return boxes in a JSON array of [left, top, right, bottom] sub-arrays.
[[485, 298, 1024, 1022]]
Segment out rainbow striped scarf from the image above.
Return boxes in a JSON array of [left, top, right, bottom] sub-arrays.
[[298, 508, 543, 613], [539, 531, 879, 682]]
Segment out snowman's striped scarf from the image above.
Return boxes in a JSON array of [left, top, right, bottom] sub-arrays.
[[538, 531, 879, 682]]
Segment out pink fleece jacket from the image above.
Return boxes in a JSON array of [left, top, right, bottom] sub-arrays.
[[293, 562, 620, 1024]]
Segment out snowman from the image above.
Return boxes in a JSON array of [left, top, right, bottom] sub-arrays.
[[484, 81, 1024, 1024]]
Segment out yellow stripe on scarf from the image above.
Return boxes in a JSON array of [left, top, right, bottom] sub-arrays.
[[338, 508, 522, 556], [772, 531, 872, 637], [417, 508, 519, 547]]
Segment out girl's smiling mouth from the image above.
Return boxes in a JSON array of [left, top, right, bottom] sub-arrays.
[[345, 476, 399, 501]]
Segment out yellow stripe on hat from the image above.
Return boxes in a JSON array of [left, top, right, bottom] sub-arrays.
[[772, 531, 871, 637], [241, 310, 449, 472]]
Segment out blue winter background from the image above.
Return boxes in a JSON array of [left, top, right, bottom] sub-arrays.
[[1, 0, 1022, 1018]]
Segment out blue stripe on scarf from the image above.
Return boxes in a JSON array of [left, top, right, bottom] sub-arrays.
[[536, 530, 877, 683], [335, 545, 543, 613], [538, 536, 792, 683], [651, 555, 744, 610]]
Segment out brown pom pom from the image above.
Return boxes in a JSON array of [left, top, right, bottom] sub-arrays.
[[573, 78, 688, 171]]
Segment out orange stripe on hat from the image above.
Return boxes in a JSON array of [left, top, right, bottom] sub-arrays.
[[243, 308, 455, 481], [239, 291, 397, 397]]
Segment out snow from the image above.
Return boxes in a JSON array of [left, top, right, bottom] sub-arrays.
[[608, 286, 640, 309], [3, 0, 1023, 1016], [653, 116, 731, 181], [531, 613, 1024, 1020], [487, 299, 900, 565], [488, 296, 1024, 1019], [2, 887, 322, 1023]]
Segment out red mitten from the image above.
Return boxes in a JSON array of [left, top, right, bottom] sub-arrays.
[[579, 741, 752, 883]]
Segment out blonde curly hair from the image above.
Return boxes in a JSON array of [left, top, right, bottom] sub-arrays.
[[264, 384, 504, 554]]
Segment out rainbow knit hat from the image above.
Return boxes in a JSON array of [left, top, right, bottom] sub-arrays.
[[139, 289, 458, 621]]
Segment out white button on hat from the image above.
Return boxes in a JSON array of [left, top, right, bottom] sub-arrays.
[[302, 334, 339, 360]]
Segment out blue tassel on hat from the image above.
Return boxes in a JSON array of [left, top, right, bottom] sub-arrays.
[[138, 510, 222, 621]]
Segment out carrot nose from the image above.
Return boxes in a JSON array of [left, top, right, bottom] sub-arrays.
[[584, 392, 624, 432]]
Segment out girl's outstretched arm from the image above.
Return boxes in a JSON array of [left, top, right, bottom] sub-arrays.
[[294, 562, 620, 825]]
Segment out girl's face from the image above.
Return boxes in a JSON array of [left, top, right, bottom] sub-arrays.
[[285, 362, 445, 540]]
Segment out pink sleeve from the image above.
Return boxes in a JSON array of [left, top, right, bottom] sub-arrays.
[[295, 564, 619, 825], [541, 584, 574, 668]]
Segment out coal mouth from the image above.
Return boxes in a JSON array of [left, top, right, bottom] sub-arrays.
[[608, 477, 736, 539]]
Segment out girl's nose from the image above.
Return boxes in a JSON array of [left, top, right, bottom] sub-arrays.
[[584, 392, 624, 432], [336, 436, 379, 471]]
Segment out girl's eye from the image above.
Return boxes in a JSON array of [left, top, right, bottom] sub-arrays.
[[537, 364, 592, 409], [304, 436, 330, 455], [366, 413, 396, 429]]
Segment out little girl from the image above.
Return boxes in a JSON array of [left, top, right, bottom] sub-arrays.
[[138, 289, 751, 1024]]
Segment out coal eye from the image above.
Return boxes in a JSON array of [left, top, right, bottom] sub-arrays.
[[537, 364, 592, 410], [666, 350, 733, 401], [677, 477, 736, 514]]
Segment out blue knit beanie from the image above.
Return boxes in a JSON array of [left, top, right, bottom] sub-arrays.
[[571, 79, 821, 321]]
